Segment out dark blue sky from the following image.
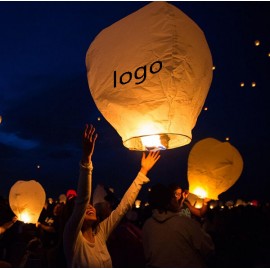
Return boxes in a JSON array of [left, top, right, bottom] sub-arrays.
[[1, 1, 270, 203]]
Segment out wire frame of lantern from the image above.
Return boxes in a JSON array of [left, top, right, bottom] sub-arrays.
[[86, 2, 213, 151]]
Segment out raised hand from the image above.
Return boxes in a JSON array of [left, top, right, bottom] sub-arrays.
[[81, 124, 98, 164], [140, 151, 161, 176]]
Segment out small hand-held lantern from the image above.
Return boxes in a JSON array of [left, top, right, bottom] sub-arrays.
[[9, 180, 46, 224], [86, 2, 213, 150], [187, 138, 244, 200]]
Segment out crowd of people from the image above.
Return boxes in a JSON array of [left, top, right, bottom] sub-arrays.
[[1, 123, 270, 267]]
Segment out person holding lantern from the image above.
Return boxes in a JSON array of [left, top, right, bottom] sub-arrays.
[[143, 183, 215, 267], [169, 183, 210, 219], [63, 124, 160, 267]]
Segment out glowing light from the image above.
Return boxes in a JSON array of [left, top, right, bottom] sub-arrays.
[[251, 82, 256, 87], [0, 115, 2, 124], [225, 137, 230, 141], [194, 200, 203, 209], [204, 107, 208, 111], [48, 198, 54, 204], [254, 40, 260, 46], [240, 82, 245, 87], [20, 212, 31, 223], [141, 134, 168, 151], [193, 187, 207, 198], [9, 180, 46, 224], [135, 200, 141, 208], [37, 165, 40, 169], [212, 66, 216, 70], [86, 2, 213, 151], [268, 52, 270, 57], [97, 117, 101, 121], [210, 205, 214, 209]]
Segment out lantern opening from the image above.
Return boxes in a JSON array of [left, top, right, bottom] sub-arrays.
[[20, 212, 31, 223], [123, 133, 191, 151], [141, 134, 168, 151]]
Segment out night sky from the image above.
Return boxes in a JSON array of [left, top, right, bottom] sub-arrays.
[[1, 1, 270, 203]]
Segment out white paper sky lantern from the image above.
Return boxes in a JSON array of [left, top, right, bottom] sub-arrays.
[[187, 138, 244, 200], [86, 2, 213, 151], [9, 180, 46, 224]]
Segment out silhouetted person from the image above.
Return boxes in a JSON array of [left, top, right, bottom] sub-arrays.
[[143, 183, 215, 267]]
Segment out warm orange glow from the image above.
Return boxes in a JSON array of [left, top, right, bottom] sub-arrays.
[[20, 212, 31, 223], [192, 187, 207, 198], [254, 40, 260, 46], [86, 2, 213, 151], [268, 52, 270, 57], [240, 82, 245, 87], [141, 134, 168, 150], [212, 66, 216, 70], [225, 137, 230, 141], [9, 180, 46, 224], [188, 138, 243, 200], [204, 107, 208, 111], [97, 117, 101, 121], [251, 82, 256, 87], [194, 200, 203, 209], [135, 200, 141, 208]]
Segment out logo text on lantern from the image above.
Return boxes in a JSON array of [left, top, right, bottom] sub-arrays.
[[113, 60, 162, 88]]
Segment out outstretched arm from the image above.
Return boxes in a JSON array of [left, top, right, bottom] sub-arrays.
[[185, 198, 210, 218], [139, 151, 161, 176], [100, 151, 160, 239], [0, 216, 18, 235], [63, 124, 98, 264], [81, 124, 98, 165]]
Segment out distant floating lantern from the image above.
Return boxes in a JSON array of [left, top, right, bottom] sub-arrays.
[[97, 117, 101, 121], [9, 180, 46, 224], [187, 138, 243, 200], [251, 82, 256, 87], [135, 199, 141, 208], [212, 66, 216, 70], [86, 2, 213, 151], [240, 82, 245, 87], [0, 115, 2, 124], [268, 52, 270, 57], [204, 107, 208, 111], [225, 137, 230, 141], [254, 40, 260, 46]]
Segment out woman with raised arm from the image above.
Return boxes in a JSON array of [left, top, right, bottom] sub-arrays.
[[63, 124, 160, 267]]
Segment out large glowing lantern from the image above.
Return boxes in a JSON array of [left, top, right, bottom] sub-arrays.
[[86, 2, 213, 151], [187, 138, 244, 200], [9, 180, 46, 224]]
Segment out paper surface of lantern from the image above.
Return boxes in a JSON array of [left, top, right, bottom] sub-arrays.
[[9, 180, 46, 224], [86, 1, 213, 150], [187, 138, 244, 200]]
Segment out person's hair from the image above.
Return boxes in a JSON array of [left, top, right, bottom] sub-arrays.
[[168, 183, 182, 193], [149, 183, 176, 212]]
